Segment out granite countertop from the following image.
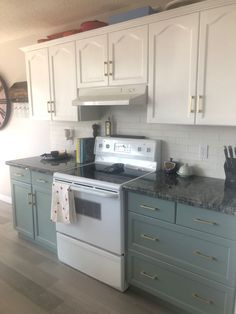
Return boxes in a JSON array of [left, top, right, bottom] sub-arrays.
[[123, 171, 236, 216], [6, 156, 78, 174]]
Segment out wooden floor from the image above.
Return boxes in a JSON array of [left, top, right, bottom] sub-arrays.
[[0, 200, 178, 314]]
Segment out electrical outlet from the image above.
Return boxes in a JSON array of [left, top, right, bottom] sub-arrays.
[[199, 144, 209, 160]]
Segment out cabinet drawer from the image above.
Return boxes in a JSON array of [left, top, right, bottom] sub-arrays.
[[10, 166, 31, 183], [31, 171, 53, 189], [128, 252, 234, 314], [127, 192, 175, 223], [177, 203, 236, 240], [128, 212, 236, 286]]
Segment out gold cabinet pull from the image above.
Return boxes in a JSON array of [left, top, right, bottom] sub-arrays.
[[104, 61, 108, 76], [192, 293, 214, 305], [197, 95, 204, 113], [109, 60, 113, 76], [32, 193, 36, 206], [193, 218, 217, 226], [189, 95, 196, 113], [36, 179, 48, 184], [47, 101, 51, 113], [141, 234, 159, 242], [140, 204, 159, 211], [193, 250, 217, 262], [14, 173, 24, 177], [140, 271, 158, 280], [50, 101, 55, 113], [27, 193, 32, 205]]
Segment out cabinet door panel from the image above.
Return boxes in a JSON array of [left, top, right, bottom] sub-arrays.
[[49, 42, 78, 121], [33, 185, 56, 251], [76, 35, 108, 87], [197, 4, 236, 125], [109, 25, 148, 85], [26, 48, 51, 120], [148, 14, 199, 124], [11, 180, 34, 239]]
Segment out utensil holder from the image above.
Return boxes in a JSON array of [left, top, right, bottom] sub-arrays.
[[224, 160, 236, 188]]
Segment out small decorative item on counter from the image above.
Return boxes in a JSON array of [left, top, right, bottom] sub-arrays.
[[105, 117, 112, 137], [92, 123, 100, 138], [41, 151, 70, 161], [177, 163, 193, 177], [163, 158, 178, 174]]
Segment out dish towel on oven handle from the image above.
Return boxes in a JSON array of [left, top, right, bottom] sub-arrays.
[[51, 182, 77, 224]]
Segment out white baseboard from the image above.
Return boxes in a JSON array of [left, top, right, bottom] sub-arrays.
[[0, 194, 12, 204]]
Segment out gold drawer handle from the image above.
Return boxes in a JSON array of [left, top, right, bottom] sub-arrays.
[[140, 271, 158, 280], [193, 218, 217, 226], [14, 173, 24, 177], [141, 234, 159, 242], [193, 250, 217, 262], [27, 193, 32, 205], [192, 293, 214, 305], [36, 179, 48, 184], [140, 204, 159, 211]]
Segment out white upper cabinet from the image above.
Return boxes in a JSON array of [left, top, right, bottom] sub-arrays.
[[147, 13, 199, 124], [76, 25, 148, 88], [76, 35, 108, 87], [26, 43, 78, 121], [148, 3, 236, 126], [108, 26, 148, 85], [196, 4, 236, 125], [49, 42, 78, 121], [26, 48, 51, 120]]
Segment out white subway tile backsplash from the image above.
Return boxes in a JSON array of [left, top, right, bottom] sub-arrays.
[[49, 107, 235, 180]]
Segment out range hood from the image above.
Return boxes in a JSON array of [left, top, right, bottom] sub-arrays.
[[72, 84, 147, 106]]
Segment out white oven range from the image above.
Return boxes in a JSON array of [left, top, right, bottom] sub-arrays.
[[53, 137, 161, 291]]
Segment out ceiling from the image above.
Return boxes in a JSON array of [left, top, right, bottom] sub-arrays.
[[0, 0, 202, 44]]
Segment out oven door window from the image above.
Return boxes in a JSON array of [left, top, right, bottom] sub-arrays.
[[75, 197, 101, 220]]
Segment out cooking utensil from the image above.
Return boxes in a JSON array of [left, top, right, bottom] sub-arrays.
[[228, 145, 234, 159]]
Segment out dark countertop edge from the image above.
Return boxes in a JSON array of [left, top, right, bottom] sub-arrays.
[[122, 185, 236, 216], [6, 158, 77, 175]]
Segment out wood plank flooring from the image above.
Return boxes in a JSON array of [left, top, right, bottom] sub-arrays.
[[0, 200, 179, 314]]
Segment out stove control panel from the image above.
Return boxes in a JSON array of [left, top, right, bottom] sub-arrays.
[[95, 137, 161, 161]]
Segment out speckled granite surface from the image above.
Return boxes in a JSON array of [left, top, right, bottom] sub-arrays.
[[123, 171, 236, 215], [6, 156, 78, 174]]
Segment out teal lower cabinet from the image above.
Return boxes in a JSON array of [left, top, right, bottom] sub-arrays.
[[128, 251, 234, 314], [11, 179, 34, 239], [10, 167, 56, 253], [127, 191, 236, 314], [33, 184, 56, 252]]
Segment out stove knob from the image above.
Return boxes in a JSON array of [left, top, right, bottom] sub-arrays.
[[106, 144, 110, 149]]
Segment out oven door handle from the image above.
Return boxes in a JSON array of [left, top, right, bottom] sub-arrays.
[[70, 186, 119, 199]]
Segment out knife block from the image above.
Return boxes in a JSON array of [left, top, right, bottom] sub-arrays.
[[224, 160, 236, 188]]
